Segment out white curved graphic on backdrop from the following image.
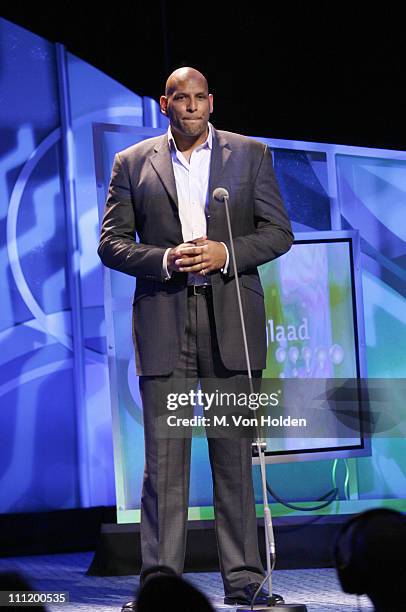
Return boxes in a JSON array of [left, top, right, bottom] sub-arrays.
[[6, 107, 139, 361]]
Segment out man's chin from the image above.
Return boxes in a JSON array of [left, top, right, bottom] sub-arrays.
[[180, 122, 206, 137]]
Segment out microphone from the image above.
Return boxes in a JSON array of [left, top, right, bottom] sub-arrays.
[[213, 187, 229, 202]]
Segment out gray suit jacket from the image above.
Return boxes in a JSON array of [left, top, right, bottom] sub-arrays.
[[98, 127, 293, 375]]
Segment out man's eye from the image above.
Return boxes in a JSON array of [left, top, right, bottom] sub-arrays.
[[175, 95, 184, 100]]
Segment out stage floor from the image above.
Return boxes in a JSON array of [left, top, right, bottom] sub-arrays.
[[0, 552, 373, 611]]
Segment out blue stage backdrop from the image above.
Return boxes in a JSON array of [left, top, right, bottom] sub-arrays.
[[0, 17, 405, 517]]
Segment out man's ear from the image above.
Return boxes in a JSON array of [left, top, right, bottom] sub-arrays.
[[209, 94, 214, 114], [160, 95, 168, 115]]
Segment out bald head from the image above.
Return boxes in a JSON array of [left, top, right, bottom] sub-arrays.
[[165, 67, 209, 96], [160, 67, 213, 147]]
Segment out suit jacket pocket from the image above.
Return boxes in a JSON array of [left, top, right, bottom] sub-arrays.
[[132, 279, 157, 305], [241, 274, 264, 297], [132, 278, 187, 304]]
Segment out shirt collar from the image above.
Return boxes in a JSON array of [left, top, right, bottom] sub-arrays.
[[168, 122, 213, 152]]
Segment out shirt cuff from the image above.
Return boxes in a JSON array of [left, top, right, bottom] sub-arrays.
[[220, 242, 229, 275], [162, 248, 172, 280]]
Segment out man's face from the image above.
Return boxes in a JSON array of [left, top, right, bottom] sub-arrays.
[[160, 76, 213, 139]]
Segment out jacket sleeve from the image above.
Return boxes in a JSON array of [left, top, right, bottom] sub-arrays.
[[224, 145, 294, 276], [97, 152, 166, 280]]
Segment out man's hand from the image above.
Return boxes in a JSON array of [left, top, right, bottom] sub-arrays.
[[167, 236, 226, 276], [166, 242, 201, 274]]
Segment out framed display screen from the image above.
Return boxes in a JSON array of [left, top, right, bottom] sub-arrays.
[[256, 231, 370, 463]]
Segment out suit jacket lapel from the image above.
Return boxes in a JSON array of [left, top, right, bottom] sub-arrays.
[[208, 128, 232, 214], [150, 135, 179, 208], [149, 129, 232, 213]]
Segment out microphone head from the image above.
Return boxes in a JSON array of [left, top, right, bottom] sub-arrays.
[[213, 187, 229, 202]]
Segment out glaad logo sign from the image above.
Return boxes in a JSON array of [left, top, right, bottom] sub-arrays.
[[267, 317, 310, 344]]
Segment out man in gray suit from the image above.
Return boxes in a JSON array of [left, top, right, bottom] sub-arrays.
[[98, 67, 293, 609]]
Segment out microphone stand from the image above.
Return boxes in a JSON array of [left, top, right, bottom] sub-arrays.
[[216, 188, 307, 612]]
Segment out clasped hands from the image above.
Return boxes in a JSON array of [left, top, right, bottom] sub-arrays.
[[167, 236, 226, 276]]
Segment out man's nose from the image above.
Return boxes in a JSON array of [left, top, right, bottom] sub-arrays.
[[187, 97, 198, 112]]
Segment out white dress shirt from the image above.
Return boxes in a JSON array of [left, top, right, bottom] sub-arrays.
[[163, 123, 228, 284]]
